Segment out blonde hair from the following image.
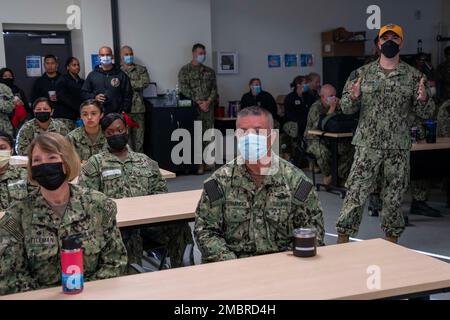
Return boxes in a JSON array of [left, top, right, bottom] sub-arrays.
[[27, 133, 81, 184]]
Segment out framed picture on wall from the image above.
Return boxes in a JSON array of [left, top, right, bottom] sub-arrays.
[[217, 52, 239, 74]]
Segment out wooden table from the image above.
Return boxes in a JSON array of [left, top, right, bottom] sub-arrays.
[[411, 137, 450, 152], [3, 239, 450, 300], [116, 189, 201, 228], [307, 130, 354, 198], [0, 190, 202, 228]]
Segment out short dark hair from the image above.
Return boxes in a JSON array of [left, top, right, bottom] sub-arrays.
[[80, 99, 104, 113], [249, 78, 261, 86], [237, 106, 274, 129], [33, 97, 53, 110], [44, 54, 58, 63], [192, 43, 206, 52], [306, 72, 320, 82], [445, 46, 450, 55], [100, 113, 127, 131], [65, 57, 79, 68], [0, 68, 14, 79], [290, 75, 306, 89], [0, 131, 14, 149]]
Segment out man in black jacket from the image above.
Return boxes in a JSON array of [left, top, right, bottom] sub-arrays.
[[60, 57, 85, 122], [82, 46, 132, 115], [240, 78, 279, 124], [32, 54, 76, 129]]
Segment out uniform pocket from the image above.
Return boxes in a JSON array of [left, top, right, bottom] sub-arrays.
[[224, 204, 250, 242]]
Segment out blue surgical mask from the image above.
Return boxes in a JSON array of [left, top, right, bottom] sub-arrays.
[[196, 55, 206, 64], [252, 85, 262, 95], [238, 133, 269, 162], [100, 55, 113, 65], [124, 55, 134, 65], [303, 84, 310, 93]]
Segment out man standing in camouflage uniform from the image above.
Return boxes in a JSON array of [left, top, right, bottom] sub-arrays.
[[305, 84, 354, 187], [121, 46, 151, 153], [437, 46, 450, 103], [178, 43, 218, 174], [195, 106, 324, 263], [336, 24, 434, 244], [0, 83, 15, 137]]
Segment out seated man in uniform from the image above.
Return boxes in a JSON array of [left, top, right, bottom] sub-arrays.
[[79, 113, 193, 270], [305, 84, 355, 187], [194, 106, 324, 263]]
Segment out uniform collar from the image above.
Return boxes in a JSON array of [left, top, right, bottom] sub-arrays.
[[79, 127, 105, 146], [0, 165, 21, 182], [31, 185, 87, 229], [104, 145, 136, 163], [230, 155, 283, 192]]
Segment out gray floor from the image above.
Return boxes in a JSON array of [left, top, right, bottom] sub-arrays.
[[167, 170, 450, 300]]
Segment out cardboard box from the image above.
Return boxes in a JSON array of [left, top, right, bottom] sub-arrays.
[[322, 31, 366, 57]]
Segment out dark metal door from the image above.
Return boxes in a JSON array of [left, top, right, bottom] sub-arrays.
[[3, 30, 72, 104]]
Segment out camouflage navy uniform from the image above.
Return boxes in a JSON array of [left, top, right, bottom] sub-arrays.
[[15, 119, 71, 156], [0, 184, 127, 296], [0, 84, 15, 137], [66, 127, 108, 162], [194, 155, 324, 263], [178, 63, 218, 152], [438, 100, 450, 137], [121, 64, 150, 153], [336, 61, 434, 238], [305, 100, 355, 185], [78, 148, 193, 269], [0, 165, 33, 211]]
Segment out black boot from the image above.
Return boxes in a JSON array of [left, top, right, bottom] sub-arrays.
[[410, 200, 442, 218]]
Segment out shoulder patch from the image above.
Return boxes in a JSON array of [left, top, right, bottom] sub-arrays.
[[0, 216, 24, 241], [204, 179, 224, 204], [294, 179, 313, 203], [348, 70, 358, 82]]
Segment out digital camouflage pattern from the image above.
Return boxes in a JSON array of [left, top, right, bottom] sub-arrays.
[[337, 61, 435, 238], [337, 146, 410, 238], [437, 100, 450, 137], [194, 155, 325, 264], [15, 119, 71, 155], [66, 127, 108, 162], [341, 61, 434, 150], [178, 63, 217, 151], [0, 184, 127, 296], [78, 148, 193, 269], [0, 84, 15, 137], [121, 64, 150, 153], [0, 165, 34, 211], [305, 100, 354, 184]]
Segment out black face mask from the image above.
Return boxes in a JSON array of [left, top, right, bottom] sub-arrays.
[[381, 40, 400, 59], [107, 133, 128, 151], [35, 112, 51, 123], [1, 78, 14, 87], [32, 163, 66, 191]]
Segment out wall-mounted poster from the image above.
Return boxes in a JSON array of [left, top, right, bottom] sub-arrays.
[[284, 54, 298, 67], [91, 54, 101, 70], [300, 54, 314, 67], [268, 55, 282, 68], [217, 52, 239, 74], [25, 56, 42, 77]]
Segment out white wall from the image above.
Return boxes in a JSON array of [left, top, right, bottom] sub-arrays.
[[118, 0, 212, 93], [212, 0, 444, 104], [0, 0, 113, 77]]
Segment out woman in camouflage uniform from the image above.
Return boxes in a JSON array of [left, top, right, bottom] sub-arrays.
[[67, 99, 107, 162], [0, 132, 127, 296], [0, 132, 32, 210]]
